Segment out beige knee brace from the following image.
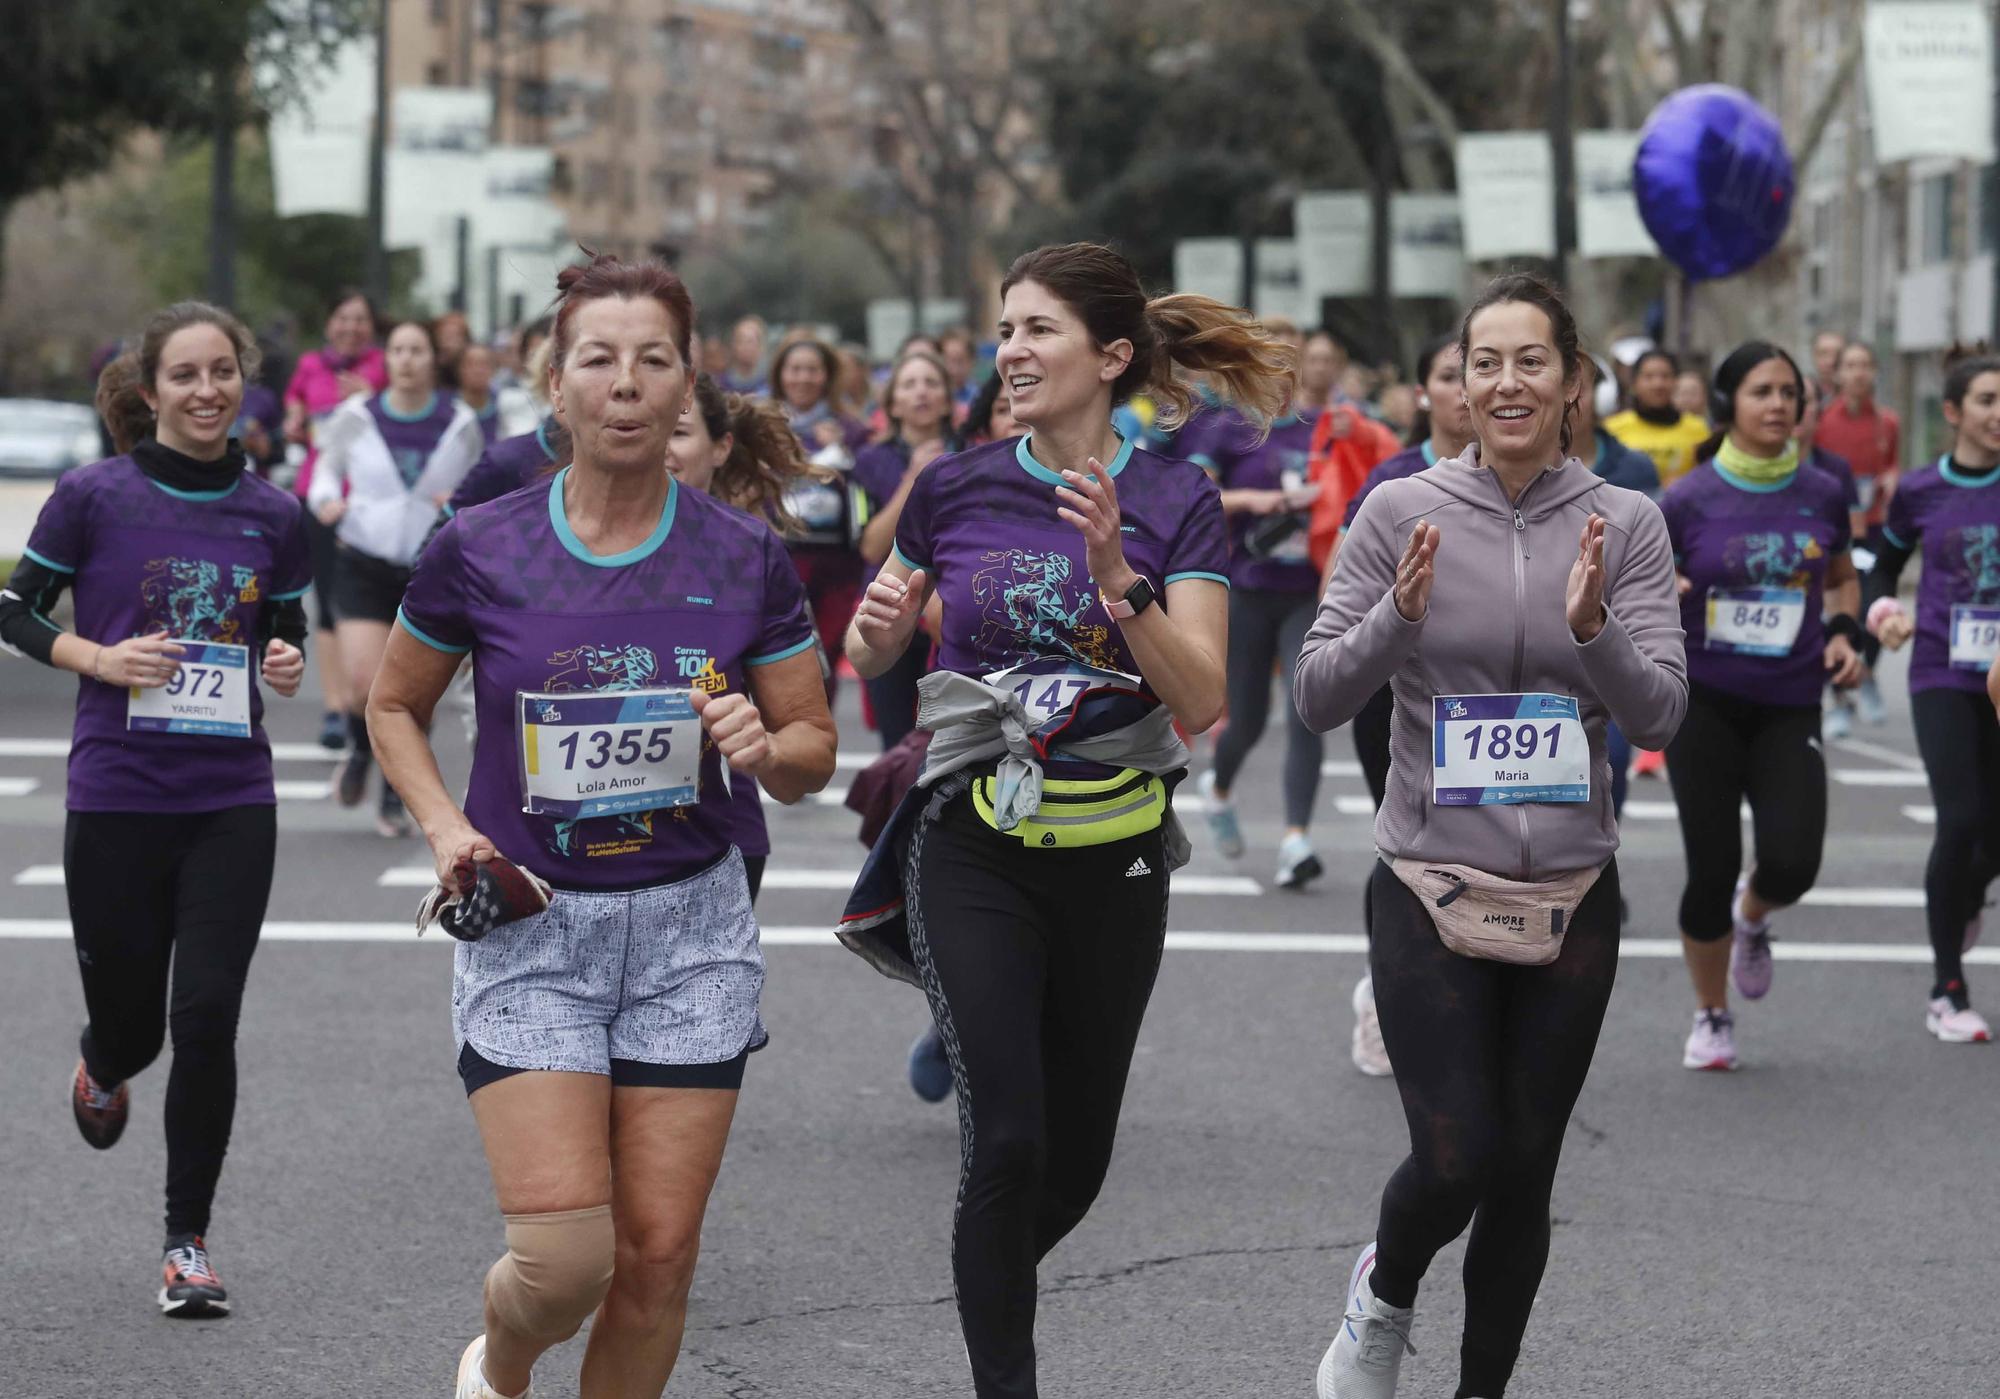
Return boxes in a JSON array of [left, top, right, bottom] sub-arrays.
[[485, 1204, 616, 1347]]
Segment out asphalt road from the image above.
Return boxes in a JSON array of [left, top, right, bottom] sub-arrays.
[[2, 647, 1994, 1398]]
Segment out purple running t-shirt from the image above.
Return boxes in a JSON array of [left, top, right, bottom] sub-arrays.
[[367, 391, 459, 483], [24, 458, 312, 812], [1659, 461, 1851, 707], [450, 421, 561, 513], [1341, 442, 1435, 532], [1881, 457, 2000, 696], [1176, 407, 1320, 593], [892, 434, 1227, 677], [397, 468, 814, 889]]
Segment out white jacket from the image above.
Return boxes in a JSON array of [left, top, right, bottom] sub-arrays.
[[308, 394, 482, 565]]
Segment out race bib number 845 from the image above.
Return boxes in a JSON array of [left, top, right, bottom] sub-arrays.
[[1432, 693, 1589, 806], [517, 687, 699, 820]]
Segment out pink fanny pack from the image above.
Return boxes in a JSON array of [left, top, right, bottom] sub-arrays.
[[1388, 858, 1605, 965]]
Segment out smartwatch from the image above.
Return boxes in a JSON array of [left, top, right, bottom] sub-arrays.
[[1102, 575, 1156, 620]]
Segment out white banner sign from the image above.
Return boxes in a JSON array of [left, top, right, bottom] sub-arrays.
[[1252, 239, 1314, 328], [1295, 191, 1372, 304], [1391, 194, 1465, 298], [1575, 131, 1655, 258], [1454, 133, 1556, 260], [1172, 239, 1244, 303], [266, 38, 373, 218], [480, 146, 566, 247], [385, 88, 494, 249], [1864, 2, 1996, 164]]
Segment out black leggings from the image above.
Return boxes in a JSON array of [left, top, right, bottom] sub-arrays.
[[907, 794, 1170, 1399], [863, 637, 929, 751], [1912, 687, 2000, 993], [1366, 858, 1621, 1399], [1211, 587, 1322, 828], [65, 805, 276, 1239], [1352, 683, 1394, 938], [1662, 683, 1827, 942]]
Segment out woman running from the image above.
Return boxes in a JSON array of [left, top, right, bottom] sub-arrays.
[[1296, 273, 1685, 1399], [1324, 334, 1473, 1078], [1864, 353, 2000, 1044], [844, 241, 1290, 1398], [668, 370, 816, 904], [771, 336, 869, 694], [283, 289, 386, 750], [0, 302, 311, 1319], [370, 255, 834, 1399], [456, 341, 502, 444], [1659, 342, 1861, 1070], [309, 319, 482, 835], [1185, 352, 1332, 888], [853, 349, 963, 750]]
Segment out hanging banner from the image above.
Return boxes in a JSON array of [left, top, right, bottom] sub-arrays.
[[1252, 239, 1314, 328], [1294, 191, 1371, 305], [1575, 131, 1655, 258], [480, 146, 566, 248], [1454, 133, 1556, 261], [266, 37, 373, 218], [385, 87, 494, 249], [1864, 2, 1996, 164], [1172, 239, 1244, 303], [1391, 194, 1464, 298]]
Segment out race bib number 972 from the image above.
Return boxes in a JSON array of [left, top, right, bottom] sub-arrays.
[[517, 687, 699, 820], [1432, 693, 1589, 806], [127, 641, 251, 738]]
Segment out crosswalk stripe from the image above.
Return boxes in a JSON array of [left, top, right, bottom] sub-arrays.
[[0, 777, 38, 797], [13, 865, 61, 886], [1829, 769, 1928, 788], [1901, 805, 1936, 825], [275, 780, 333, 800], [0, 738, 339, 762], [375, 865, 1273, 896], [1829, 736, 1925, 771], [0, 919, 1990, 963]]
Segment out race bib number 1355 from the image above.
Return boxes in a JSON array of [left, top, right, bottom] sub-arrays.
[[517, 687, 700, 820]]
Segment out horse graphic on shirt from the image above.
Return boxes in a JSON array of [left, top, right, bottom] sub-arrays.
[[971, 549, 1103, 666], [140, 557, 243, 644], [1728, 531, 1822, 591], [1958, 524, 2000, 602]]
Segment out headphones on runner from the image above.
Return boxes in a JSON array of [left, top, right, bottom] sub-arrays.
[[1709, 344, 1807, 431]]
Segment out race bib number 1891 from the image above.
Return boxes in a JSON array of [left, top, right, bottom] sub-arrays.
[[517, 687, 700, 820], [1950, 604, 2000, 671], [1432, 693, 1589, 806], [127, 641, 251, 738]]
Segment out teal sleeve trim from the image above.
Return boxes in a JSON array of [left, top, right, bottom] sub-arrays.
[[1165, 570, 1231, 588], [746, 636, 817, 667], [1881, 526, 1910, 550], [1189, 452, 1220, 473], [395, 607, 471, 655], [272, 584, 313, 601], [892, 542, 928, 572], [22, 546, 74, 574]]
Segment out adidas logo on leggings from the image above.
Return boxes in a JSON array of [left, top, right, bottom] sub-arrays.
[[1124, 858, 1152, 878]]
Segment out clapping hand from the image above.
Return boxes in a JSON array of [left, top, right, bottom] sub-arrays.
[[1566, 514, 1608, 642]]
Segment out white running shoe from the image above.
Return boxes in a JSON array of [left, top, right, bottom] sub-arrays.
[[1682, 1008, 1738, 1071], [456, 1336, 530, 1399], [1926, 985, 1993, 1044], [1196, 769, 1245, 860], [1351, 976, 1392, 1078], [1277, 832, 1324, 890], [1316, 1243, 1415, 1399], [1729, 876, 1774, 1001], [1822, 698, 1852, 741]]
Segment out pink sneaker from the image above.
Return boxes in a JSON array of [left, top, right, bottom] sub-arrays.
[[1730, 877, 1774, 1001], [1682, 1008, 1738, 1071], [1926, 983, 1993, 1044]]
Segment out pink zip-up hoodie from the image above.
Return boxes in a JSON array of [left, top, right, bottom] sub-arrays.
[[1296, 445, 1687, 881]]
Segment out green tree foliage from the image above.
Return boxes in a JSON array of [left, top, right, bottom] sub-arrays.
[[679, 196, 897, 343]]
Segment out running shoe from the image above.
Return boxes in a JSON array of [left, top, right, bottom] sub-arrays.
[[1276, 833, 1323, 890], [335, 744, 371, 808], [1926, 982, 1993, 1044], [159, 1235, 228, 1318], [1350, 976, 1392, 1078], [318, 709, 348, 751], [1315, 1242, 1415, 1399], [1730, 876, 1774, 1001], [1855, 675, 1887, 726], [377, 784, 411, 839], [70, 1059, 128, 1150], [1822, 698, 1852, 742], [907, 1024, 952, 1103], [1196, 770, 1244, 859], [1682, 1008, 1738, 1071], [1633, 748, 1666, 779], [455, 1334, 531, 1398]]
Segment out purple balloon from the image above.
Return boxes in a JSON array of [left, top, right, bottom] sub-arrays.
[[1633, 85, 1795, 281]]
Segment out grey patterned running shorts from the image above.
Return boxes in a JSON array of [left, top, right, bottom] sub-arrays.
[[452, 847, 766, 1080]]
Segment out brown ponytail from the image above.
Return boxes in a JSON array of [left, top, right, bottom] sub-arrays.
[[1000, 242, 1296, 435], [690, 373, 815, 536], [95, 349, 153, 455]]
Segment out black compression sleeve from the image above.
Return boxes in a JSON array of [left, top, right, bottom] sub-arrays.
[[256, 596, 310, 651], [0, 556, 72, 667], [1862, 534, 1915, 612]]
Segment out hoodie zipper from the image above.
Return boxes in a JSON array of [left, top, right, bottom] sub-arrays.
[[1499, 470, 1546, 880]]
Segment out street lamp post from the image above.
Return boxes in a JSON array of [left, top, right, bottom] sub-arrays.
[[1550, 0, 1577, 287]]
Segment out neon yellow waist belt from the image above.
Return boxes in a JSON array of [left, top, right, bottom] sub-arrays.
[[969, 767, 1167, 848]]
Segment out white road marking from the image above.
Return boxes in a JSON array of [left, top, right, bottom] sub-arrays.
[[0, 777, 38, 797], [0, 738, 338, 762], [1901, 805, 1937, 825], [1829, 736, 1925, 771], [1799, 887, 1926, 909], [1829, 769, 1928, 788], [377, 865, 1273, 896], [13, 865, 61, 886], [1318, 760, 1364, 777], [0, 920, 1991, 964], [275, 780, 333, 800]]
